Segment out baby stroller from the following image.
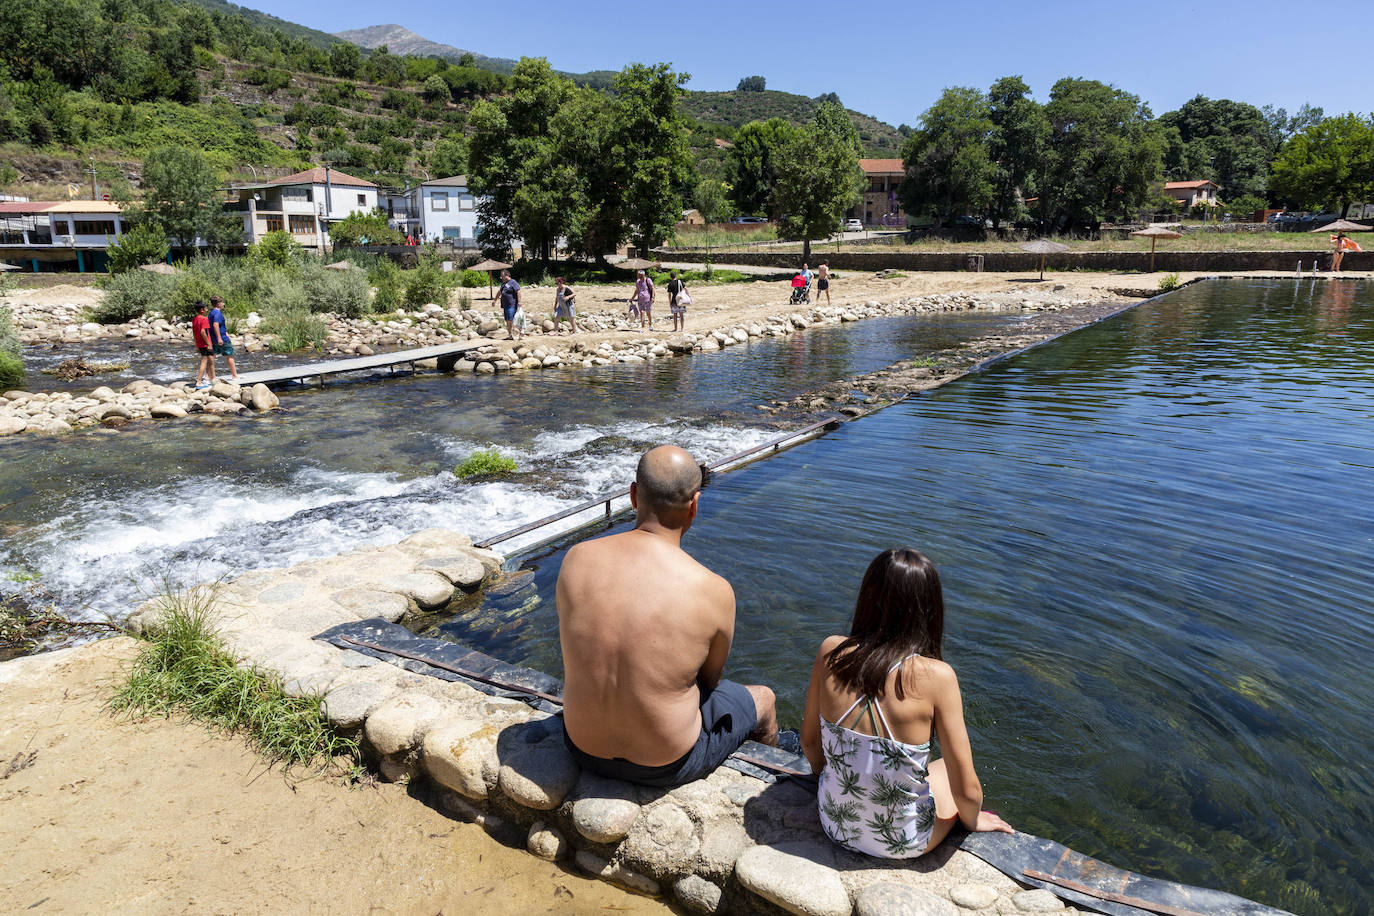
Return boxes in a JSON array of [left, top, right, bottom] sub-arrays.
[[789, 275, 810, 304]]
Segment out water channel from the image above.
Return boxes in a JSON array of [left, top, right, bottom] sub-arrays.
[[3, 280, 1369, 913]]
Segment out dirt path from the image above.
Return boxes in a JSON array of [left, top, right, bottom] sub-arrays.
[[0, 638, 669, 915]]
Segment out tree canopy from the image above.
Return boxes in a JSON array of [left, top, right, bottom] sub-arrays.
[[773, 107, 864, 261], [728, 118, 798, 216], [123, 146, 236, 251], [1269, 113, 1374, 215]]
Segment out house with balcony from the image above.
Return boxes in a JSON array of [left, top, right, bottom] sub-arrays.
[[0, 200, 128, 272], [1163, 180, 1221, 210], [847, 159, 908, 227], [398, 176, 480, 246], [225, 167, 379, 251]]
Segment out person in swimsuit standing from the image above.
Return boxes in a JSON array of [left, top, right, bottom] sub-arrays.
[[801, 548, 1013, 858], [816, 264, 831, 306]]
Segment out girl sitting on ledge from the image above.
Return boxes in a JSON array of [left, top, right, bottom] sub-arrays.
[[801, 548, 1014, 858]]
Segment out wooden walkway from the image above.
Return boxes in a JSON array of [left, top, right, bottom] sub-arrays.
[[229, 341, 487, 388]]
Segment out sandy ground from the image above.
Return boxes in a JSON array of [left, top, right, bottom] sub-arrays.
[[0, 638, 670, 915]]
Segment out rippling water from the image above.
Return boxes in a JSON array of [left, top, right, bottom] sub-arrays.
[[436, 279, 1373, 913]]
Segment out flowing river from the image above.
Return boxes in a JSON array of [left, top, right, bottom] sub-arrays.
[[3, 280, 1370, 913]]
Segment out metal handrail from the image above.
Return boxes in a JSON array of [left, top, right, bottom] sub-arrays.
[[475, 416, 843, 550]]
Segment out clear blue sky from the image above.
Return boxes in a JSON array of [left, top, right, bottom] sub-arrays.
[[260, 0, 1373, 127]]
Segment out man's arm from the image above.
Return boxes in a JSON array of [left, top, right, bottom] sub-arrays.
[[696, 576, 735, 692]]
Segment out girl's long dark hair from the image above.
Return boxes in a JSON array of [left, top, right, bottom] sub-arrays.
[[826, 548, 945, 701]]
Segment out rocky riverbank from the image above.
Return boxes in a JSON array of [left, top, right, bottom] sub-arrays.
[[115, 529, 1085, 916], [0, 378, 280, 435]]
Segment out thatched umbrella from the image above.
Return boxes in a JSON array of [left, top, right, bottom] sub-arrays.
[[139, 262, 177, 275], [617, 256, 660, 272], [1131, 226, 1183, 271], [469, 258, 513, 300], [1310, 219, 1371, 234], [323, 259, 352, 271], [1019, 239, 1070, 281]]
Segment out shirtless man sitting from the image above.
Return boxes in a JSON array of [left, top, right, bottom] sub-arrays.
[[558, 445, 778, 788]]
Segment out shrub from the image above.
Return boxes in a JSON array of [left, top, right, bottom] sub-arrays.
[[403, 255, 453, 308], [0, 351, 22, 389], [183, 254, 263, 317], [368, 257, 404, 312], [106, 224, 169, 274], [1158, 272, 1181, 291], [169, 272, 220, 319], [95, 269, 174, 323], [248, 230, 304, 270], [256, 271, 308, 315], [0, 304, 20, 357], [457, 269, 489, 288], [455, 449, 517, 479], [300, 261, 370, 317]]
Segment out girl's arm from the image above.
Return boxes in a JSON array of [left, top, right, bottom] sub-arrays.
[[801, 635, 844, 774], [932, 663, 1012, 833]]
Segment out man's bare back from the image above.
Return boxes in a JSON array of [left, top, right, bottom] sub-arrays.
[[558, 446, 777, 784]]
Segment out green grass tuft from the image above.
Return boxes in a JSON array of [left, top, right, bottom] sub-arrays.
[[109, 586, 360, 773], [455, 449, 518, 479], [1158, 272, 1181, 292]]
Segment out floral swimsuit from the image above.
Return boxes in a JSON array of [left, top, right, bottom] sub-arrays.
[[817, 657, 937, 858]]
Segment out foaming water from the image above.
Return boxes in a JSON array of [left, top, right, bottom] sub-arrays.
[[450, 280, 1372, 914]]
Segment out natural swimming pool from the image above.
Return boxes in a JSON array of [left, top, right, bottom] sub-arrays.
[[432, 278, 1374, 914]]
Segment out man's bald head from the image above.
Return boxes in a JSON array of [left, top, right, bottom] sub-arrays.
[[634, 446, 703, 525]]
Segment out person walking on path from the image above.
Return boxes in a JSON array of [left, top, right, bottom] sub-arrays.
[[552, 277, 578, 335], [191, 302, 215, 389], [801, 548, 1013, 859], [666, 271, 690, 332], [208, 296, 239, 381], [499, 269, 524, 340], [817, 264, 831, 306], [558, 445, 778, 788], [634, 270, 655, 329]]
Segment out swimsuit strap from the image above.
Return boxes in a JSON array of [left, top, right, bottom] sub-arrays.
[[838, 695, 866, 724]]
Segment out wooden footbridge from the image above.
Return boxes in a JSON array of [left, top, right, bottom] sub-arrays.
[[228, 340, 488, 388]]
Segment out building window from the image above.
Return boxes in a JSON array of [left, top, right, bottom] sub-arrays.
[[357, 193, 366, 206], [52, 221, 70, 235], [288, 215, 315, 235], [264, 216, 284, 232], [443, 226, 461, 239], [281, 187, 311, 203], [73, 220, 117, 235], [431, 192, 449, 212], [459, 195, 474, 211]]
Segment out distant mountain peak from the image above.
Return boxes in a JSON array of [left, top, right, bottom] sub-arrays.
[[333, 24, 515, 72]]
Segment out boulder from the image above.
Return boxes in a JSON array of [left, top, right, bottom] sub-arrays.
[[574, 850, 660, 897], [734, 843, 850, 916], [0, 417, 28, 435], [150, 402, 188, 419], [363, 691, 444, 759], [674, 875, 724, 915], [949, 884, 999, 910], [386, 571, 454, 610], [320, 680, 391, 730], [209, 380, 240, 401], [856, 883, 957, 916], [246, 383, 279, 412], [1011, 889, 1064, 912], [497, 724, 580, 811], [423, 719, 499, 800], [572, 795, 643, 844], [526, 821, 570, 861], [98, 404, 132, 421], [331, 588, 411, 623], [355, 344, 375, 356], [417, 555, 487, 590]]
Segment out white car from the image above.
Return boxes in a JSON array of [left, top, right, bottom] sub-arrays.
[[843, 219, 864, 232]]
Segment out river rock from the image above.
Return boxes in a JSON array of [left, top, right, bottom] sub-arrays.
[[574, 850, 660, 897], [98, 404, 132, 421], [246, 383, 279, 411], [0, 417, 27, 435], [734, 844, 850, 916], [1012, 889, 1064, 912], [674, 875, 724, 914], [624, 802, 698, 872], [150, 402, 188, 419], [355, 344, 374, 356], [572, 796, 643, 844], [331, 588, 411, 623], [949, 884, 999, 909], [526, 821, 569, 861], [856, 883, 956, 916], [210, 380, 240, 400], [417, 555, 487, 590], [363, 691, 444, 759], [422, 718, 498, 800], [498, 731, 579, 810], [696, 819, 751, 879], [386, 571, 453, 609], [321, 680, 390, 730]]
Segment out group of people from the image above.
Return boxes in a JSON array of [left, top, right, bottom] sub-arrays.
[[629, 270, 692, 331], [557, 445, 1013, 862], [497, 269, 580, 338], [789, 263, 833, 306], [191, 296, 239, 389]]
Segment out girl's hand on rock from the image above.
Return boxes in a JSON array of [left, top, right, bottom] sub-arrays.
[[975, 810, 1014, 833]]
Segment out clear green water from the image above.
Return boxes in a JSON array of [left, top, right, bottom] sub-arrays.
[[437, 279, 1374, 914]]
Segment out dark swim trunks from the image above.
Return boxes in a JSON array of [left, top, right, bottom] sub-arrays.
[[564, 679, 757, 788]]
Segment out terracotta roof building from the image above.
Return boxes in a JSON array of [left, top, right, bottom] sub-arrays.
[[850, 159, 908, 227]]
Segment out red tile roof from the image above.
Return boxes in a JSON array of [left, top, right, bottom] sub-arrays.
[[0, 201, 61, 213], [860, 158, 905, 174], [1164, 180, 1217, 189], [268, 167, 377, 188]]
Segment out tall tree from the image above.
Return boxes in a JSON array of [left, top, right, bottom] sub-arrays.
[[1159, 95, 1273, 199], [612, 63, 695, 254], [773, 111, 863, 262], [1269, 113, 1374, 216], [899, 86, 996, 225], [728, 118, 797, 216], [986, 76, 1047, 228], [124, 146, 236, 252], [812, 100, 863, 156]]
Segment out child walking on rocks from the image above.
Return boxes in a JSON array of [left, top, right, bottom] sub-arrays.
[[192, 302, 215, 389]]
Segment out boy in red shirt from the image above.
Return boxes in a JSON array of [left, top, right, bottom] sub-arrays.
[[192, 301, 215, 389]]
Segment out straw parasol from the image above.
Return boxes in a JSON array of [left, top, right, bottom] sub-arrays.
[[1019, 239, 1069, 281], [617, 256, 660, 272], [323, 259, 352, 271], [0, 262, 20, 271], [1310, 219, 1371, 234], [139, 262, 178, 275], [468, 258, 513, 300], [1130, 226, 1183, 271]]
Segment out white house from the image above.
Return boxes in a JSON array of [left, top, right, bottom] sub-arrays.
[[225, 167, 379, 250], [0, 200, 128, 272], [405, 175, 480, 246], [1163, 180, 1221, 210]]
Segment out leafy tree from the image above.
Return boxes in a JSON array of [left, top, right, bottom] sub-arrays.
[[1261, 103, 1324, 150], [106, 223, 169, 273], [773, 116, 864, 262], [248, 230, 303, 268], [1159, 95, 1272, 199], [329, 43, 361, 78], [422, 73, 450, 104], [737, 75, 766, 92], [899, 87, 996, 224], [328, 209, 401, 246], [728, 118, 798, 216], [611, 62, 694, 253], [458, 52, 476, 68], [986, 76, 1047, 228], [812, 100, 863, 156], [1036, 78, 1163, 227], [1269, 114, 1374, 215], [430, 135, 468, 177], [693, 177, 729, 224], [125, 146, 237, 252]]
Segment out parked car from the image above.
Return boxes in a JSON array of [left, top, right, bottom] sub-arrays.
[[843, 219, 864, 232], [729, 216, 768, 224], [1301, 210, 1340, 228], [950, 215, 993, 229]]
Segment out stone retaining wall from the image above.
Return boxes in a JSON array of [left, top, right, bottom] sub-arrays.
[[129, 530, 1083, 916], [666, 248, 1373, 273]]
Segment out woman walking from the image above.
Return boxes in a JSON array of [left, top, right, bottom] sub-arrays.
[[801, 548, 1013, 859], [553, 277, 578, 334], [633, 270, 655, 329]]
